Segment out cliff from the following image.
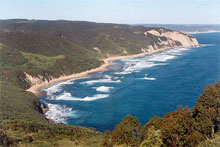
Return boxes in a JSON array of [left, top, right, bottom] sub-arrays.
[[145, 29, 198, 48]]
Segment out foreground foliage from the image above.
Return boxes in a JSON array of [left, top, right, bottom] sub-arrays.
[[101, 82, 220, 147]]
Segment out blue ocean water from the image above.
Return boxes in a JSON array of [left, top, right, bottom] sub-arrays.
[[39, 32, 220, 132]]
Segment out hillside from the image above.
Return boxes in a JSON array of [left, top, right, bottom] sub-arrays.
[[0, 19, 206, 146]]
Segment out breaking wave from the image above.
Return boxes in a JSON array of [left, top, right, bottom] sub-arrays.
[[148, 54, 176, 62], [55, 92, 109, 101], [95, 86, 114, 92], [143, 77, 156, 80], [44, 79, 74, 96], [115, 47, 191, 75], [81, 75, 120, 85], [139, 73, 156, 80], [45, 103, 78, 124], [115, 61, 166, 75]]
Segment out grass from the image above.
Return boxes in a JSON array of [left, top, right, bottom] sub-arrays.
[[22, 52, 65, 70], [198, 133, 220, 147]]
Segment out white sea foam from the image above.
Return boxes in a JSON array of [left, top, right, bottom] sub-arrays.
[[80, 94, 109, 101], [83, 79, 121, 85], [45, 79, 74, 96], [143, 77, 156, 80], [115, 61, 166, 75], [115, 47, 193, 75], [163, 50, 184, 56], [95, 86, 114, 92], [81, 75, 120, 85], [55, 92, 73, 100], [148, 54, 176, 62], [55, 92, 109, 101], [199, 44, 215, 47], [121, 58, 143, 62], [45, 103, 77, 124], [45, 84, 62, 95], [139, 74, 156, 80]]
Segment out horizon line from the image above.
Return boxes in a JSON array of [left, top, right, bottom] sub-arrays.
[[1, 18, 220, 25]]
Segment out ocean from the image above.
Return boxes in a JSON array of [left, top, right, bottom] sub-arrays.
[[39, 32, 220, 132]]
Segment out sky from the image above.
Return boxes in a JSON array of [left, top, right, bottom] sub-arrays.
[[0, 0, 219, 24]]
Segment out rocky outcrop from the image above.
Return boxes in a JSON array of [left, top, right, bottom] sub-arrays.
[[143, 29, 199, 52], [24, 72, 55, 87], [32, 98, 49, 114]]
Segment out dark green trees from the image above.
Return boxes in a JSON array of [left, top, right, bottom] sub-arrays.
[[140, 126, 163, 147], [193, 84, 220, 137], [101, 114, 141, 146], [111, 114, 141, 146], [105, 82, 220, 146], [101, 130, 112, 147]]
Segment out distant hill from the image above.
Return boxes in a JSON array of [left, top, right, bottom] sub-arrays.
[[138, 24, 220, 33]]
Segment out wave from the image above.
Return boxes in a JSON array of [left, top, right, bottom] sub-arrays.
[[163, 49, 184, 56], [81, 75, 121, 85], [139, 73, 156, 80], [44, 79, 74, 96], [95, 86, 114, 92], [115, 47, 194, 75], [148, 54, 176, 62], [82, 79, 121, 85], [143, 77, 156, 80], [199, 44, 216, 47], [55, 92, 109, 101], [45, 103, 77, 124], [80, 94, 109, 101], [115, 61, 166, 75], [121, 58, 143, 62]]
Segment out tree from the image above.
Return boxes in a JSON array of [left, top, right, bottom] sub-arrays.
[[193, 85, 220, 137], [101, 130, 112, 147], [140, 126, 163, 147], [111, 114, 141, 146]]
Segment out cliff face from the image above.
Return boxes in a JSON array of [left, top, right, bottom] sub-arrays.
[[24, 72, 55, 87], [143, 29, 199, 52]]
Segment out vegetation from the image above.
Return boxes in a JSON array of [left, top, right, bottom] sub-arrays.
[[101, 82, 220, 147], [111, 114, 141, 146], [0, 19, 219, 146], [198, 133, 220, 147]]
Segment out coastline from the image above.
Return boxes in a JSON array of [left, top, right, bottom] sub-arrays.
[[27, 46, 194, 95], [184, 30, 220, 34]]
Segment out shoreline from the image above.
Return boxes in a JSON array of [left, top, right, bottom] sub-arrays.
[[27, 46, 195, 95], [184, 30, 220, 34]]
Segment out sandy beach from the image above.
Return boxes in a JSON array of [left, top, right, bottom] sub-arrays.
[[26, 46, 190, 95]]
